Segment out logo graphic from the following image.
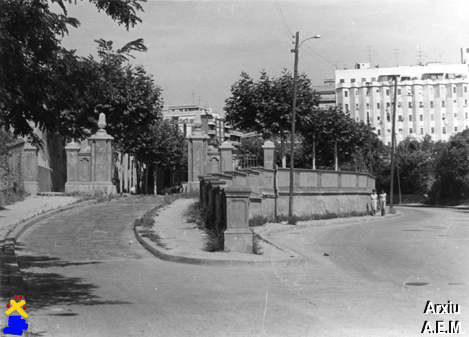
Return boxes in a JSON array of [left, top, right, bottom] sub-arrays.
[[3, 296, 28, 336]]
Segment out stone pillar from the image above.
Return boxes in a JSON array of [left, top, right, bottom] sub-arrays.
[[90, 113, 114, 183], [262, 140, 275, 169], [188, 112, 209, 192], [224, 185, 253, 254], [219, 141, 234, 173], [23, 143, 39, 195], [65, 141, 81, 184]]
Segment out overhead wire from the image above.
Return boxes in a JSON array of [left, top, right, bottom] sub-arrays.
[[275, 0, 294, 37], [274, 0, 294, 40]]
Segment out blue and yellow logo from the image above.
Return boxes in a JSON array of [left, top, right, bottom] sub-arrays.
[[3, 295, 28, 336]]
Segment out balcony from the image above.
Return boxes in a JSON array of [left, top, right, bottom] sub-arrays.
[[207, 129, 216, 136]]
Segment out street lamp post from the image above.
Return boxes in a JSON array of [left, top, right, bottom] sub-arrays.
[[389, 78, 412, 213], [288, 31, 321, 220]]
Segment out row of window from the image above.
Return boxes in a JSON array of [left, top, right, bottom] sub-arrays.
[[376, 126, 467, 136], [343, 86, 466, 97], [377, 112, 468, 122], [345, 99, 468, 111]]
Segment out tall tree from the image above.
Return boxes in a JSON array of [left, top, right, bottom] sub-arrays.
[[224, 69, 320, 166], [0, 0, 145, 144]]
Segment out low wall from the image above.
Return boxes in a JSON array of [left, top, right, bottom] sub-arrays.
[[0, 139, 25, 206], [200, 168, 375, 219]]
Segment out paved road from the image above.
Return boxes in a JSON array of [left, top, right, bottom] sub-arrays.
[[13, 203, 469, 336]]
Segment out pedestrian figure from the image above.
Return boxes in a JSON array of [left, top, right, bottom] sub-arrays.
[[379, 190, 387, 216], [370, 189, 378, 215]]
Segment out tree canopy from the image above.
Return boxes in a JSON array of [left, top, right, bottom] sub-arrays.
[[224, 69, 320, 138], [0, 0, 145, 144]]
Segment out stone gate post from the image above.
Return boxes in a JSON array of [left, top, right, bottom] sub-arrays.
[[224, 185, 253, 254], [23, 143, 39, 195], [187, 112, 209, 192], [262, 140, 275, 169], [219, 141, 234, 174]]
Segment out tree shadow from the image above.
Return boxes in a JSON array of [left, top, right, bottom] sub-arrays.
[[16, 254, 133, 310]]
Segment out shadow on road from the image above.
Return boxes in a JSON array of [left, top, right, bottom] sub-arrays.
[[16, 254, 132, 310]]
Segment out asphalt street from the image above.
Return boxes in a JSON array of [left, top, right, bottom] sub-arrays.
[[12, 203, 469, 337]]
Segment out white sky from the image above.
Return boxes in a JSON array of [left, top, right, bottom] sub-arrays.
[[58, 0, 469, 115]]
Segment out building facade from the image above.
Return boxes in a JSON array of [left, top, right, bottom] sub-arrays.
[[335, 60, 469, 145]]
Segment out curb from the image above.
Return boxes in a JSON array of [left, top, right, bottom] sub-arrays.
[[252, 211, 402, 256], [0, 199, 96, 302], [134, 224, 306, 267]]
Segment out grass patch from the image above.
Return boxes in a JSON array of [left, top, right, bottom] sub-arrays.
[[183, 199, 225, 252], [253, 233, 263, 255], [249, 210, 370, 226]]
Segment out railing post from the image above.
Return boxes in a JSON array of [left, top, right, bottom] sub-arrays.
[[224, 185, 253, 254], [262, 140, 275, 169], [219, 141, 234, 173]]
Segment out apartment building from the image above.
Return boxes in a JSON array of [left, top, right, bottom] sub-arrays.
[[335, 57, 469, 145], [162, 105, 231, 143]]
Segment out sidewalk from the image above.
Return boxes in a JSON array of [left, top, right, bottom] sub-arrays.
[[0, 195, 80, 243]]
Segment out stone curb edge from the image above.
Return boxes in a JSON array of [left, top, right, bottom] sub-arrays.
[[252, 211, 402, 256], [0, 199, 97, 302], [5, 199, 97, 244], [133, 224, 306, 267]]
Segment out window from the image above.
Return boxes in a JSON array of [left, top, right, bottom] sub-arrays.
[[386, 102, 390, 108], [344, 90, 348, 97], [442, 113, 446, 119], [398, 102, 402, 108], [398, 88, 401, 95], [442, 101, 446, 107], [366, 103, 370, 109], [454, 99, 457, 104], [377, 129, 381, 136], [362, 78, 366, 82], [409, 115, 413, 121], [371, 77, 376, 81], [421, 128, 424, 134], [420, 115, 423, 121], [430, 101, 434, 108], [410, 128, 413, 133], [387, 114, 390, 122], [386, 89, 390, 96], [465, 99, 468, 105], [377, 116, 380, 121], [345, 104, 349, 111], [454, 113, 458, 118], [466, 113, 468, 119], [356, 90, 358, 95], [431, 127, 435, 134], [431, 114, 434, 121], [453, 86, 456, 94], [356, 103, 359, 109], [340, 79, 345, 83], [377, 103, 380, 109], [443, 127, 446, 134], [419, 101, 424, 108], [351, 78, 356, 83], [465, 86, 467, 93], [455, 127, 458, 132], [398, 128, 403, 132], [398, 115, 403, 122], [408, 102, 412, 108]]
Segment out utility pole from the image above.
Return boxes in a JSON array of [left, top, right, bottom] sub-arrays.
[[191, 90, 196, 104], [389, 75, 398, 213], [288, 31, 299, 219]]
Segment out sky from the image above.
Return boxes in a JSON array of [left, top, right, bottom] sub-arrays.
[[56, 0, 469, 116]]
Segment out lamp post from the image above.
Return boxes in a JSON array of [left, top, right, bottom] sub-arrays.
[[288, 31, 321, 220], [389, 78, 412, 213]]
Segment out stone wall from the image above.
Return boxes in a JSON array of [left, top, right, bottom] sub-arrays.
[[0, 139, 24, 205]]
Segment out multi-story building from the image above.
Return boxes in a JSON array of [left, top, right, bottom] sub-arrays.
[[335, 54, 469, 145], [162, 105, 231, 143]]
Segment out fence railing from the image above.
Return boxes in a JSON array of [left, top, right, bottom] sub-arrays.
[[233, 153, 259, 169]]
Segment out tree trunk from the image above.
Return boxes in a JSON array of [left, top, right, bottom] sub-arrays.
[[144, 161, 149, 194], [136, 161, 141, 194], [334, 141, 338, 171], [280, 127, 286, 168], [312, 132, 316, 170], [153, 164, 157, 195]]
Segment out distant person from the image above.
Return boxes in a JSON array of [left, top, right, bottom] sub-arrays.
[[379, 190, 387, 216], [370, 189, 378, 215]]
